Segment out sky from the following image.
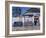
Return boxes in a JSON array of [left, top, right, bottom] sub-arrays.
[[20, 7, 30, 15]]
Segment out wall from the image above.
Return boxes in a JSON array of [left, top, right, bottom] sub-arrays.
[[0, 0, 46, 38]]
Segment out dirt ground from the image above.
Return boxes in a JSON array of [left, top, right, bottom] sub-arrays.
[[12, 25, 40, 31]]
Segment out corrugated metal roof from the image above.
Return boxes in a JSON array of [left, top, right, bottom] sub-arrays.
[[26, 8, 40, 13]]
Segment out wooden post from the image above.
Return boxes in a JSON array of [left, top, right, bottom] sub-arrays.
[[32, 16, 34, 30], [22, 17, 24, 30]]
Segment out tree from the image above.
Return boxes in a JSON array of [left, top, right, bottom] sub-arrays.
[[12, 7, 21, 17], [16, 7, 21, 16]]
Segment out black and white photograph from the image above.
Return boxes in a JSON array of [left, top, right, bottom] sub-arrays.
[[12, 7, 40, 31], [9, 4, 43, 34], [9, 3, 43, 34]]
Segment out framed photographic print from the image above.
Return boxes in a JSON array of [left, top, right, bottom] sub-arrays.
[[5, 1, 45, 37]]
